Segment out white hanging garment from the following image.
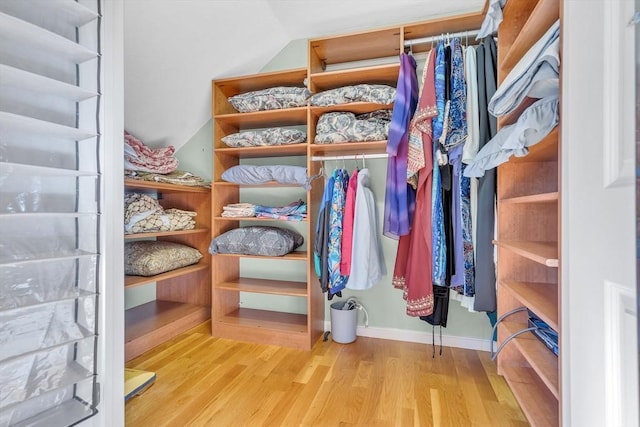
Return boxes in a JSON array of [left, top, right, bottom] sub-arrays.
[[345, 168, 386, 290]]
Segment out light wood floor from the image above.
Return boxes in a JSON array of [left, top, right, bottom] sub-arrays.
[[125, 322, 527, 426]]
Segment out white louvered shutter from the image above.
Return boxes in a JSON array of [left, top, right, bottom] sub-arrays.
[[0, 1, 107, 424]]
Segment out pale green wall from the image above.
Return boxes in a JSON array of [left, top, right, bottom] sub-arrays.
[[174, 119, 213, 181], [260, 39, 308, 72], [171, 37, 493, 341]]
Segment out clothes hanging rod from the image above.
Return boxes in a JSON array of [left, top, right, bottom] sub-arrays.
[[404, 28, 482, 47], [311, 153, 389, 162]]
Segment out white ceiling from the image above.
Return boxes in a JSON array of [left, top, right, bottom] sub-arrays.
[[123, 0, 484, 150]]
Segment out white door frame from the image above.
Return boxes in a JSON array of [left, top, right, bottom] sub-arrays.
[[562, 1, 638, 426]]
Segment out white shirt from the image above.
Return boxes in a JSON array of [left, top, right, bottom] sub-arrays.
[[345, 168, 386, 290]]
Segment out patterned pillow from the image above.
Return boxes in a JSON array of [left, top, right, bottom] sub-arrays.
[[208, 226, 304, 257], [228, 86, 311, 113], [309, 84, 396, 107], [124, 241, 202, 276], [221, 128, 306, 148], [314, 110, 391, 144]]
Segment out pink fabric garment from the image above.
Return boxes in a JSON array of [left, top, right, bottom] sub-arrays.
[[124, 131, 179, 174], [340, 169, 358, 276], [392, 49, 437, 317]]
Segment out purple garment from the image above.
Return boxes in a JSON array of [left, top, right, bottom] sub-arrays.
[[384, 53, 419, 239]]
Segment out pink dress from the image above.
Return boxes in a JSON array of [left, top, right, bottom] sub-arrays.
[[340, 170, 358, 276]]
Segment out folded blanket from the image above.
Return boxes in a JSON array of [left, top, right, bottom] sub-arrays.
[[124, 131, 178, 174], [222, 203, 256, 218], [124, 193, 196, 234]]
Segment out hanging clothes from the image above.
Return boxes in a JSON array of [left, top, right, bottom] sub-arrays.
[[345, 168, 386, 290], [443, 38, 468, 293], [431, 41, 448, 287], [420, 284, 450, 327], [383, 52, 419, 239], [393, 48, 438, 317], [473, 36, 498, 312], [463, 45, 480, 164], [443, 38, 467, 152], [454, 44, 481, 311], [314, 173, 335, 296], [340, 169, 358, 276], [438, 38, 474, 300], [328, 169, 349, 295]]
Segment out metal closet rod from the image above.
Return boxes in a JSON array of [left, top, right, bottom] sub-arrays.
[[311, 153, 389, 162], [404, 28, 482, 47]]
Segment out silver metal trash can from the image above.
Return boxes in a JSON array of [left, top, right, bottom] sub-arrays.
[[330, 300, 358, 344]]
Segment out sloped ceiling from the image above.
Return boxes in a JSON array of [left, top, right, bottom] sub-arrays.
[[123, 0, 484, 150]]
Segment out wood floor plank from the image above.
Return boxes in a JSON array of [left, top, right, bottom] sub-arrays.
[[125, 322, 526, 426], [278, 364, 331, 426]]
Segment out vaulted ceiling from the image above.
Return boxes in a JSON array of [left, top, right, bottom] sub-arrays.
[[123, 0, 484, 150]]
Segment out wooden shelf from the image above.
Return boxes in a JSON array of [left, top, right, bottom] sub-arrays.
[[213, 68, 308, 97], [212, 307, 310, 349], [494, 240, 558, 267], [309, 27, 401, 70], [125, 300, 210, 361], [125, 262, 210, 288], [216, 307, 307, 333], [213, 216, 307, 223], [309, 63, 399, 91], [212, 251, 307, 261], [213, 107, 308, 128], [214, 143, 307, 158], [501, 365, 559, 427], [495, 1, 561, 424], [216, 277, 308, 297], [500, 192, 558, 205], [213, 181, 307, 188], [501, 0, 560, 74], [510, 127, 558, 163], [501, 321, 559, 400], [501, 280, 559, 330], [124, 227, 209, 240], [309, 140, 388, 157], [403, 10, 485, 50], [310, 102, 393, 116], [211, 12, 495, 354], [124, 178, 210, 193]]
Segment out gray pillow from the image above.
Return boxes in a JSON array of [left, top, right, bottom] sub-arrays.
[[208, 226, 304, 256]]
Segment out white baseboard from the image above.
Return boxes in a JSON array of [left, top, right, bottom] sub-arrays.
[[323, 321, 495, 352]]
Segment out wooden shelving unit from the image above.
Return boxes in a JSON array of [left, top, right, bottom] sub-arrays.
[[211, 11, 485, 350], [494, 0, 561, 425], [212, 68, 317, 350], [124, 178, 211, 361]]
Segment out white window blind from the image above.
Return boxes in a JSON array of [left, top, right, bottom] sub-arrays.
[[0, 0, 103, 425]]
